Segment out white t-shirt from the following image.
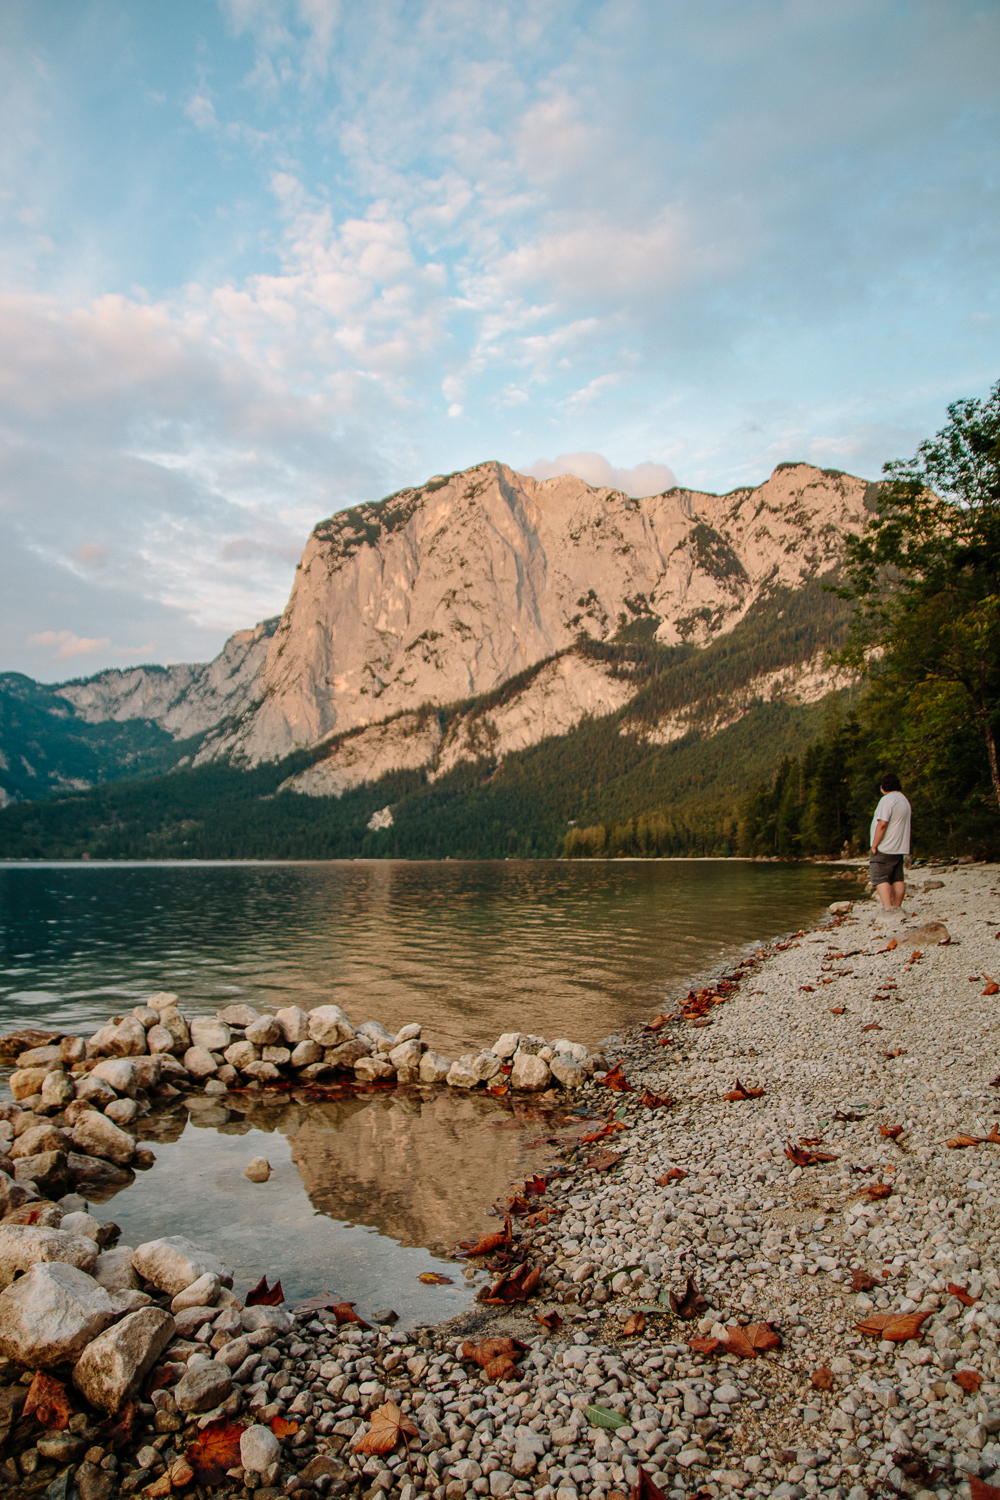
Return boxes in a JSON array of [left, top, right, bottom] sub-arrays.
[[870, 790, 912, 855]]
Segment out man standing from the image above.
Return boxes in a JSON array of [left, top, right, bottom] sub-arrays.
[[869, 773, 912, 910]]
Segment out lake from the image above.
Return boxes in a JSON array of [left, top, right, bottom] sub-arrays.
[[0, 858, 842, 1323]]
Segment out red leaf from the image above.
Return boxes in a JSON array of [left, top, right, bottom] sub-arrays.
[[829, 1006, 845, 1014], [947, 1133, 983, 1149], [859, 1181, 894, 1200], [811, 1367, 833, 1390], [880, 1125, 903, 1140], [669, 1275, 707, 1321], [461, 1336, 527, 1383], [535, 1310, 562, 1331], [186, 1419, 247, 1486], [23, 1372, 73, 1431], [644, 1016, 670, 1032], [641, 1088, 672, 1110], [602, 1063, 631, 1092], [948, 1282, 979, 1307], [970, 1479, 1000, 1500], [327, 1301, 372, 1330], [584, 1149, 623, 1172], [656, 1168, 687, 1185], [784, 1140, 838, 1167], [352, 1402, 418, 1456], [886, 939, 897, 951], [622, 1311, 646, 1337], [983, 979, 1000, 996], [478, 1261, 542, 1305], [851, 1270, 877, 1292], [725, 1078, 765, 1101], [524, 1174, 547, 1196], [723, 1322, 781, 1358], [271, 1415, 298, 1438], [458, 1218, 513, 1257], [688, 1335, 722, 1355], [630, 1465, 669, 1500], [245, 1275, 284, 1307], [862, 1022, 882, 1032], [854, 1309, 932, 1341]]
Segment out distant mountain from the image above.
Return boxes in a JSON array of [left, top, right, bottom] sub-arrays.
[[1, 461, 870, 821]]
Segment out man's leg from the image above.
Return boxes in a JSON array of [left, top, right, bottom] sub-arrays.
[[876, 881, 894, 909], [890, 880, 905, 908]]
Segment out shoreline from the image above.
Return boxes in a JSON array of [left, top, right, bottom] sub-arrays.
[[2, 863, 998, 1500]]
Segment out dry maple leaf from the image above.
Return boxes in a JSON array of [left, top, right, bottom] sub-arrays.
[[985, 1124, 1000, 1144], [725, 1078, 765, 1101], [524, 1208, 551, 1228], [657, 1168, 687, 1185], [478, 1261, 542, 1305], [23, 1371, 73, 1431], [186, 1419, 247, 1486], [418, 1272, 453, 1285], [669, 1275, 708, 1321], [883, 1048, 906, 1059], [829, 1006, 845, 1014], [886, 939, 897, 950], [799, 985, 816, 993], [641, 1088, 672, 1110], [271, 1416, 298, 1439], [579, 1121, 624, 1143], [811, 1367, 834, 1391], [630, 1465, 669, 1500], [535, 1310, 562, 1331], [585, 1149, 623, 1173], [784, 1141, 838, 1167], [602, 1063, 631, 1092], [854, 1309, 932, 1342], [859, 1181, 894, 1200], [458, 1219, 512, 1257], [353, 1402, 419, 1456], [143, 1473, 171, 1497], [485, 1083, 509, 1096], [688, 1335, 723, 1355], [461, 1336, 527, 1382], [948, 1283, 979, 1307], [983, 978, 1000, 996], [970, 1479, 1000, 1500], [851, 1269, 877, 1292], [861, 1021, 882, 1032], [524, 1174, 547, 1195], [622, 1311, 646, 1337], [723, 1322, 781, 1358], [644, 1015, 670, 1032], [168, 1459, 193, 1488], [327, 1301, 372, 1329], [947, 1133, 983, 1149], [245, 1274, 284, 1307], [880, 1125, 903, 1140], [955, 1368, 984, 1393]]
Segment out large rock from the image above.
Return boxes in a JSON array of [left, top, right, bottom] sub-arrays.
[[145, 1024, 176, 1055], [274, 1006, 311, 1044], [189, 1019, 231, 1052], [261, 1045, 291, 1065], [902, 922, 951, 946], [354, 1055, 395, 1082], [357, 1021, 395, 1051], [216, 1004, 261, 1027], [0, 1224, 99, 1287], [549, 1056, 586, 1090], [171, 1272, 220, 1312], [394, 1023, 422, 1044], [173, 1305, 218, 1339], [14, 1150, 69, 1194], [510, 1053, 552, 1091], [75, 1075, 117, 1107], [0, 1261, 113, 1366], [418, 1050, 452, 1084], [241, 1425, 280, 1473], [72, 1307, 175, 1412], [60, 1211, 104, 1243], [174, 1361, 233, 1413], [154, 1011, 190, 1050], [323, 1036, 372, 1069], [130, 1057, 163, 1090], [90, 1058, 138, 1096], [244, 1016, 282, 1046], [66, 1153, 132, 1192], [446, 1058, 479, 1089], [183, 1046, 219, 1079], [492, 1033, 522, 1060], [91, 1017, 148, 1057], [290, 1039, 322, 1068], [241, 1305, 293, 1335], [71, 1113, 135, 1166], [552, 1039, 588, 1064], [15, 1045, 63, 1069], [10, 1123, 65, 1159], [307, 1005, 355, 1047], [388, 1039, 423, 1071], [9, 1067, 48, 1101], [242, 1060, 282, 1082], [146, 992, 180, 1011], [40, 1071, 76, 1110], [132, 1236, 234, 1295], [0, 1173, 33, 1217], [93, 1246, 140, 1292], [469, 1050, 502, 1083], [224, 1041, 260, 1071]]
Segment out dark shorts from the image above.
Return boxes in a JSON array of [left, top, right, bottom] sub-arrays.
[[870, 852, 905, 886]]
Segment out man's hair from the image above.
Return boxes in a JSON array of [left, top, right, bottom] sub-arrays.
[[880, 772, 901, 792]]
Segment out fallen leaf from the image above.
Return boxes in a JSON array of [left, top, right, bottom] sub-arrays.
[[584, 1149, 623, 1173], [830, 1006, 845, 1014], [971, 1480, 1000, 1500], [784, 1141, 838, 1166], [478, 1261, 542, 1305], [622, 1311, 646, 1336], [859, 1182, 893, 1201], [418, 1272, 454, 1284], [630, 1465, 669, 1500], [579, 1121, 626, 1143], [462, 1335, 527, 1381], [669, 1275, 708, 1321], [862, 1022, 883, 1032], [854, 1309, 932, 1341], [800, 985, 816, 992], [525, 1208, 551, 1228], [585, 1404, 628, 1430], [883, 1048, 906, 1059], [880, 1124, 904, 1141], [602, 1063, 631, 1092], [535, 1310, 562, 1332], [457, 1218, 513, 1258], [983, 977, 999, 996], [986, 1124, 1000, 1145], [143, 1473, 171, 1497], [725, 1078, 765, 1101], [688, 1335, 723, 1354], [811, 1366, 834, 1391], [947, 1134, 983, 1149], [948, 1283, 980, 1307], [656, 1168, 687, 1185], [886, 939, 897, 950], [641, 1088, 672, 1110], [723, 1322, 781, 1357], [271, 1416, 298, 1438], [485, 1082, 509, 1096], [353, 1402, 419, 1456], [955, 1368, 984, 1393], [644, 1015, 671, 1032], [245, 1275, 284, 1307], [908, 950, 923, 963], [186, 1419, 247, 1486], [168, 1460, 193, 1487], [23, 1372, 73, 1430], [851, 1270, 877, 1292], [99, 1402, 138, 1451], [326, 1301, 372, 1330]]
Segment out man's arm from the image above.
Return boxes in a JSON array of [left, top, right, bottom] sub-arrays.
[[871, 818, 889, 853]]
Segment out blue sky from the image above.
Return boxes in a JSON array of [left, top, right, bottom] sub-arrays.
[[1, 0, 997, 678]]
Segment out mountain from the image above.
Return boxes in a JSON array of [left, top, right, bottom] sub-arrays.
[[2, 460, 870, 820]]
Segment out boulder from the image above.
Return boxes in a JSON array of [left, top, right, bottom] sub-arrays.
[[274, 1006, 311, 1045], [446, 1058, 479, 1090], [132, 1235, 234, 1295], [173, 1361, 232, 1413], [9, 1067, 49, 1101], [492, 1033, 522, 1060], [224, 1041, 260, 1071], [59, 1037, 87, 1065], [15, 1045, 63, 1069], [243, 1157, 271, 1183], [356, 1021, 395, 1051], [902, 921, 951, 946], [173, 1305, 218, 1339], [72, 1306, 175, 1412], [0, 1224, 98, 1287], [514, 1034, 545, 1056], [549, 1056, 585, 1090], [216, 1005, 261, 1027], [146, 992, 180, 1011], [394, 1023, 422, 1045], [0, 1261, 113, 1366], [41, 1071, 76, 1110], [510, 1053, 552, 1091], [56, 1210, 100, 1242], [307, 1005, 355, 1048], [91, 1058, 138, 1096], [354, 1056, 395, 1083], [157, 1054, 190, 1082], [241, 1305, 293, 1335], [290, 1040, 322, 1068], [183, 1047, 219, 1079], [150, 1011, 190, 1051], [171, 1272, 220, 1312], [71, 1113, 135, 1166], [261, 1045, 291, 1066], [0, 1173, 32, 1217], [14, 1151, 69, 1194], [10, 1123, 65, 1159], [245, 1017, 282, 1046], [75, 1075, 117, 1107], [323, 1037, 372, 1069], [388, 1039, 424, 1071], [189, 1019, 231, 1052], [552, 1039, 588, 1064], [105, 1099, 139, 1127], [131, 1006, 159, 1028], [242, 1060, 282, 1082], [469, 1050, 502, 1083], [241, 1425, 280, 1473], [95, 1017, 148, 1058], [93, 1246, 140, 1293], [66, 1153, 132, 1192], [130, 1057, 162, 1091], [418, 1051, 452, 1084]]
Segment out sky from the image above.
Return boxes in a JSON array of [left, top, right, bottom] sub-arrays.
[[1, 1, 997, 680]]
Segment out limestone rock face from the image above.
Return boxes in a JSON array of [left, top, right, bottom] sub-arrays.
[[0, 1262, 113, 1366], [72, 1307, 175, 1412]]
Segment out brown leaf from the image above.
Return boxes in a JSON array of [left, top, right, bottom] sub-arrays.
[[524, 1208, 551, 1228], [811, 1366, 834, 1391], [461, 1336, 527, 1383], [862, 1021, 882, 1032], [886, 939, 897, 950], [883, 1048, 906, 1059], [23, 1372, 73, 1431], [245, 1275, 284, 1307], [784, 1141, 838, 1167], [725, 1078, 765, 1101], [851, 1270, 877, 1292], [478, 1261, 542, 1305], [723, 1322, 782, 1358], [829, 1006, 845, 1014], [585, 1149, 623, 1173], [622, 1311, 646, 1337], [327, 1301, 372, 1330], [458, 1218, 512, 1257], [168, 1459, 193, 1487], [970, 1478, 1000, 1500], [602, 1062, 631, 1092], [799, 985, 815, 993], [579, 1121, 625, 1143], [270, 1416, 298, 1438], [641, 1088, 672, 1110], [955, 1368, 984, 1393], [656, 1168, 687, 1185], [630, 1465, 669, 1500], [947, 1133, 984, 1149], [880, 1125, 903, 1140], [524, 1174, 547, 1196], [143, 1473, 172, 1497], [983, 979, 1000, 996], [644, 1015, 670, 1032], [985, 1124, 1000, 1145], [352, 1402, 419, 1456], [948, 1283, 979, 1307], [418, 1271, 453, 1284], [186, 1419, 247, 1486], [99, 1401, 138, 1451], [859, 1181, 894, 1200], [854, 1309, 932, 1341], [688, 1335, 723, 1354], [535, 1310, 562, 1332], [669, 1275, 708, 1321], [485, 1082, 509, 1096]]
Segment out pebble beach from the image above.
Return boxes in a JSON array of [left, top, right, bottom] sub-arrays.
[[2, 860, 999, 1500]]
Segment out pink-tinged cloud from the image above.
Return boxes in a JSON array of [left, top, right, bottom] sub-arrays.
[[28, 630, 112, 660], [526, 452, 676, 498]]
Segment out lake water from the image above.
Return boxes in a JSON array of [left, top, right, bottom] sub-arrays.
[[0, 859, 842, 1324]]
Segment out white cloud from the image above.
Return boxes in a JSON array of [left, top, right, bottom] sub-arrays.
[[526, 452, 676, 497], [28, 630, 111, 660]]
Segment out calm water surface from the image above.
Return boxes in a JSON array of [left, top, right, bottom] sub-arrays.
[[0, 859, 841, 1323]]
